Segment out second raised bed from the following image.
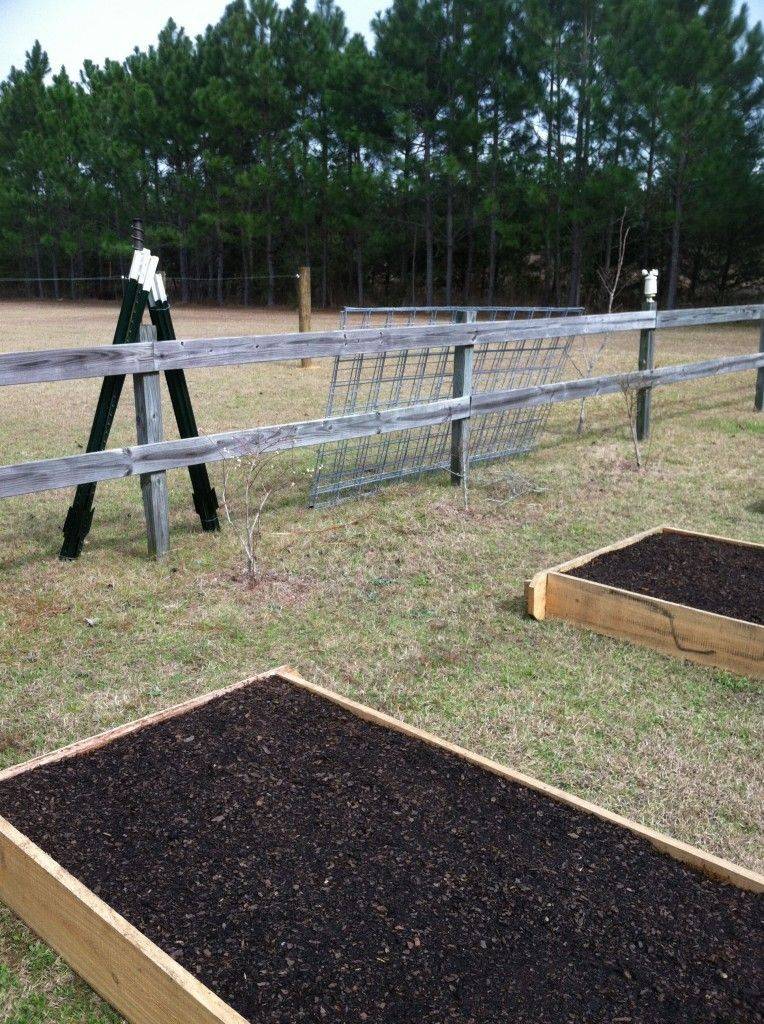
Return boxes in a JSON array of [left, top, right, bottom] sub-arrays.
[[526, 525, 763, 677]]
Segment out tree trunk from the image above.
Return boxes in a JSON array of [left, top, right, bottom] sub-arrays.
[[717, 242, 732, 302], [355, 246, 363, 305], [554, 59, 563, 305], [487, 100, 500, 305], [603, 216, 613, 279], [241, 229, 250, 306], [463, 209, 475, 303], [51, 246, 60, 301], [689, 248, 703, 300], [544, 66, 556, 302], [666, 155, 687, 310], [178, 216, 190, 304], [568, 225, 583, 307], [568, 9, 591, 308], [642, 115, 658, 267], [216, 233, 224, 307], [320, 132, 329, 308], [424, 132, 434, 304], [321, 232, 328, 309], [445, 183, 454, 305], [265, 191, 275, 308]]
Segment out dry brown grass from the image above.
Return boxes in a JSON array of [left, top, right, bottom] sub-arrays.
[[0, 299, 761, 1023]]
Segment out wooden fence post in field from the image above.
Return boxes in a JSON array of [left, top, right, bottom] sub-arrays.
[[755, 318, 764, 412], [134, 324, 170, 558], [637, 270, 658, 440], [298, 267, 312, 368], [450, 309, 476, 487]]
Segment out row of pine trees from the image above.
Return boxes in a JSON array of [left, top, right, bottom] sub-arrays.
[[0, 0, 762, 310]]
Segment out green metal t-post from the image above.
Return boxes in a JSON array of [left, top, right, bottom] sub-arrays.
[[148, 275, 220, 531], [59, 243, 156, 559]]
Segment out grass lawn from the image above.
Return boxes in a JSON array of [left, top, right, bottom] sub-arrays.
[[0, 300, 762, 1022]]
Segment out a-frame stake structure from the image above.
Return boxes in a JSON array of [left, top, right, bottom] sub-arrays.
[[60, 225, 219, 559]]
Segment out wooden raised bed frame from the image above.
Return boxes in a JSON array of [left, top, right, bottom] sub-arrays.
[[526, 525, 764, 679], [0, 666, 762, 1024]]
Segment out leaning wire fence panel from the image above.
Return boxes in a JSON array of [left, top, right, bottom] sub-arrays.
[[310, 306, 583, 506]]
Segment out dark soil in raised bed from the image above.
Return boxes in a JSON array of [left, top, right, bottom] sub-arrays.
[[568, 530, 764, 624], [1, 675, 762, 1023]]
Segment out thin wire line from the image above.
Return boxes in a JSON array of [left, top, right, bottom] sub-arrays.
[[0, 272, 299, 283]]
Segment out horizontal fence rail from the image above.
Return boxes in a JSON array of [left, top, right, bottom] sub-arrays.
[[0, 310, 655, 387], [471, 352, 763, 414], [1, 352, 761, 501], [2, 305, 762, 390], [0, 398, 470, 498], [655, 305, 764, 328]]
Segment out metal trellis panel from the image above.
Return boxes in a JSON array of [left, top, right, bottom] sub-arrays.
[[310, 306, 583, 506]]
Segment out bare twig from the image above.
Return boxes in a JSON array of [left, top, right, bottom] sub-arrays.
[[217, 433, 305, 586], [618, 382, 643, 469], [572, 209, 631, 436], [598, 209, 631, 315]]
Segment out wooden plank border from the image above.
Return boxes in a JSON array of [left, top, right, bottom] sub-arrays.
[[0, 669, 284, 1024], [1, 665, 762, 1024], [525, 527, 764, 678], [524, 524, 665, 619]]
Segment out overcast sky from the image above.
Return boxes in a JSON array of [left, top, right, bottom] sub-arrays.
[[1, 0, 762, 82], [0, 0, 383, 80]]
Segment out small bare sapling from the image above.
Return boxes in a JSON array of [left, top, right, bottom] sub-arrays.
[[218, 433, 301, 586]]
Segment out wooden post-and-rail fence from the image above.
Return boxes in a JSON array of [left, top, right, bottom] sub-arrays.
[[0, 304, 761, 558]]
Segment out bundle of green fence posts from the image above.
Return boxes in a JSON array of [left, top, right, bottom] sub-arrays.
[[60, 240, 219, 559]]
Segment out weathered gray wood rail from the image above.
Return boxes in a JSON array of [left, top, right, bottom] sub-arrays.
[[1, 306, 761, 388], [0, 310, 654, 387], [471, 352, 763, 415], [1, 352, 761, 501], [655, 305, 763, 328], [0, 397, 470, 498]]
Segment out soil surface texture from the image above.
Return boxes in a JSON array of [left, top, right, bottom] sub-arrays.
[[569, 530, 764, 624], [0, 675, 761, 1023]]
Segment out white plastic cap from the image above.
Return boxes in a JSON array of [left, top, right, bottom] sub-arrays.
[[128, 249, 144, 280], [132, 248, 151, 283], [141, 254, 160, 291], [641, 268, 659, 299], [135, 249, 152, 285]]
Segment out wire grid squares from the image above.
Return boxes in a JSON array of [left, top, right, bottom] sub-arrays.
[[310, 306, 583, 506]]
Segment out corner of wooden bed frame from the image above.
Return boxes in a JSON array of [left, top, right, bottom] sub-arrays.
[[524, 524, 668, 620]]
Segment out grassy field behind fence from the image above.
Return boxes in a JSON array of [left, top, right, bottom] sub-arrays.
[[0, 300, 762, 1023]]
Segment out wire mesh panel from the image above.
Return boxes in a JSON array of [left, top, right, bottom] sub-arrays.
[[310, 306, 583, 506]]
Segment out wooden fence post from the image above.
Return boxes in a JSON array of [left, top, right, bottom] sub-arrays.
[[298, 267, 312, 368], [755, 319, 764, 412], [637, 270, 658, 441], [134, 324, 169, 557], [450, 310, 476, 486]]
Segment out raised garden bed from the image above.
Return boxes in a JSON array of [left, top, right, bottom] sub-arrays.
[[526, 526, 764, 678], [0, 667, 762, 1024]]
